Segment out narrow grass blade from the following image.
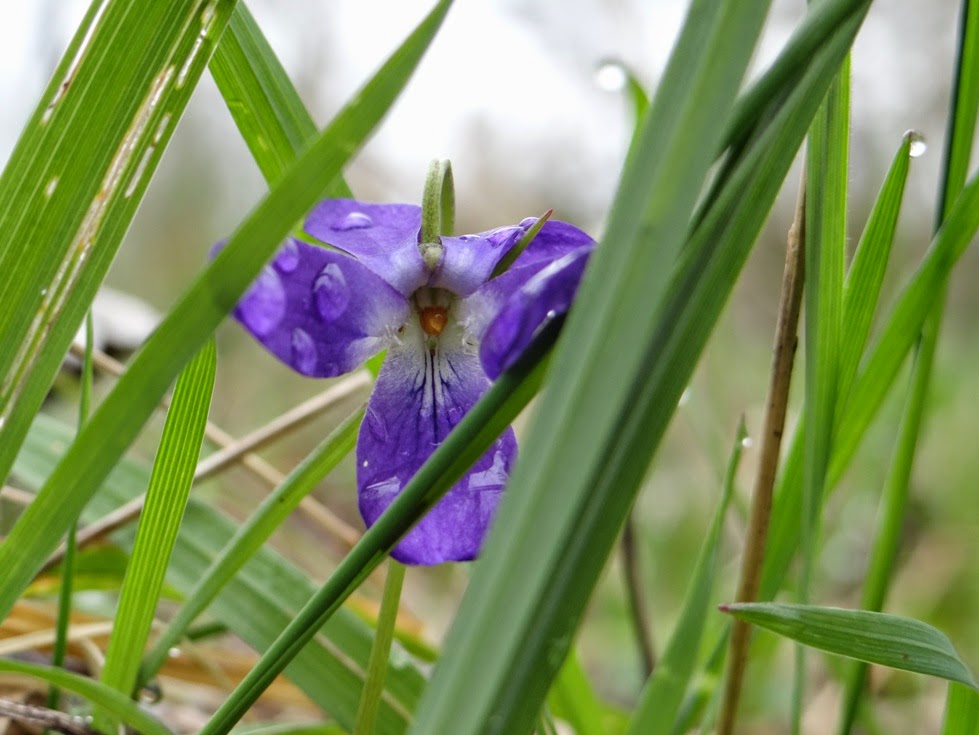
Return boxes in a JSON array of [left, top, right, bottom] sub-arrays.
[[0, 0, 453, 624], [140, 407, 362, 684], [408, 3, 866, 734], [721, 603, 978, 690], [0, 658, 172, 735], [624, 419, 746, 735], [13, 413, 423, 735], [547, 649, 609, 735], [942, 683, 979, 735], [794, 53, 850, 731], [210, 2, 351, 197], [0, 0, 236, 485], [836, 133, 914, 406], [95, 341, 215, 729]]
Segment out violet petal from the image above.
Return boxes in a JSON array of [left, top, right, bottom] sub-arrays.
[[304, 200, 429, 296], [478, 246, 593, 380], [432, 225, 525, 296], [231, 238, 409, 377], [357, 320, 517, 564]]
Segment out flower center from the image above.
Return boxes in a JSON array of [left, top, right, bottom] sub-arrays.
[[420, 306, 448, 336]]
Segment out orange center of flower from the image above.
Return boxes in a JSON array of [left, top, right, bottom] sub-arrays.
[[420, 306, 448, 336]]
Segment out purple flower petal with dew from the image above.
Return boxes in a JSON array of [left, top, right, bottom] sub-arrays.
[[225, 199, 595, 564]]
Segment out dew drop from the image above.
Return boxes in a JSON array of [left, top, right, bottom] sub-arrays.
[[594, 59, 628, 92], [365, 477, 401, 498], [336, 211, 373, 231], [741, 436, 753, 449], [274, 239, 300, 273], [519, 216, 537, 228], [447, 406, 463, 426], [545, 309, 558, 320], [907, 130, 927, 158], [290, 328, 317, 375], [314, 262, 350, 321], [238, 267, 285, 337], [366, 408, 388, 442]]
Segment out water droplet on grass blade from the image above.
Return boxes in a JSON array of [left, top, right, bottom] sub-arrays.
[[906, 130, 927, 157], [594, 59, 628, 92]]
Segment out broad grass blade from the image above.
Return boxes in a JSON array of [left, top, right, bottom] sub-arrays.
[[722, 603, 978, 690]]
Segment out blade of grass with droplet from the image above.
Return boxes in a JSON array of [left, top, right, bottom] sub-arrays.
[[11, 412, 424, 735], [624, 419, 746, 735], [721, 603, 978, 690], [0, 0, 453, 624], [0, 0, 237, 486], [95, 340, 215, 731], [0, 658, 173, 735], [838, 2, 979, 729], [942, 683, 979, 734], [209, 1, 351, 197], [139, 407, 363, 686]]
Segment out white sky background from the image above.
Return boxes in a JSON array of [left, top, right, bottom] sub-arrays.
[[0, 0, 964, 263]]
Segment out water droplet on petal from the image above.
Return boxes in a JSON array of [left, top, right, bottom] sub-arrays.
[[545, 309, 558, 320], [594, 59, 628, 92], [314, 262, 350, 321], [290, 328, 317, 374], [519, 217, 537, 228], [274, 239, 300, 272], [458, 234, 477, 242], [447, 406, 463, 426], [907, 130, 927, 158], [238, 267, 285, 337], [336, 211, 373, 231], [365, 477, 401, 498], [366, 408, 388, 442], [486, 226, 519, 249]]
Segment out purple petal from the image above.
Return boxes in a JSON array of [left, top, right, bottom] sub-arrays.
[[357, 324, 517, 564], [304, 200, 429, 296], [478, 246, 593, 379], [432, 225, 525, 296], [228, 238, 409, 377]]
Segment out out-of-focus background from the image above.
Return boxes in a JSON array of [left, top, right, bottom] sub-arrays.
[[4, 1, 977, 730]]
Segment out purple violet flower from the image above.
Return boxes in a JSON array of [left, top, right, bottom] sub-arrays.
[[229, 199, 594, 564]]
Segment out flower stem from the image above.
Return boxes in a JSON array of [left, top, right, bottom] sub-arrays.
[[354, 560, 407, 735]]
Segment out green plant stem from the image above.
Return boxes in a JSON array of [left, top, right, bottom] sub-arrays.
[[354, 562, 407, 735], [718, 172, 806, 735], [46, 312, 93, 714]]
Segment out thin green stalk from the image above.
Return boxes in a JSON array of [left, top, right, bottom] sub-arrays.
[[46, 312, 93, 713], [354, 562, 407, 735]]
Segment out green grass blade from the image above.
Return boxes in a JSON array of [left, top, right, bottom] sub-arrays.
[[140, 407, 362, 684], [721, 603, 978, 690], [624, 419, 746, 735], [95, 340, 215, 729], [209, 2, 351, 197], [0, 658, 173, 735], [942, 684, 979, 735], [195, 328, 554, 735], [13, 413, 423, 735], [0, 0, 452, 625], [794, 52, 850, 731], [408, 0, 780, 731], [837, 133, 913, 408], [547, 649, 609, 735], [0, 0, 236, 485]]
